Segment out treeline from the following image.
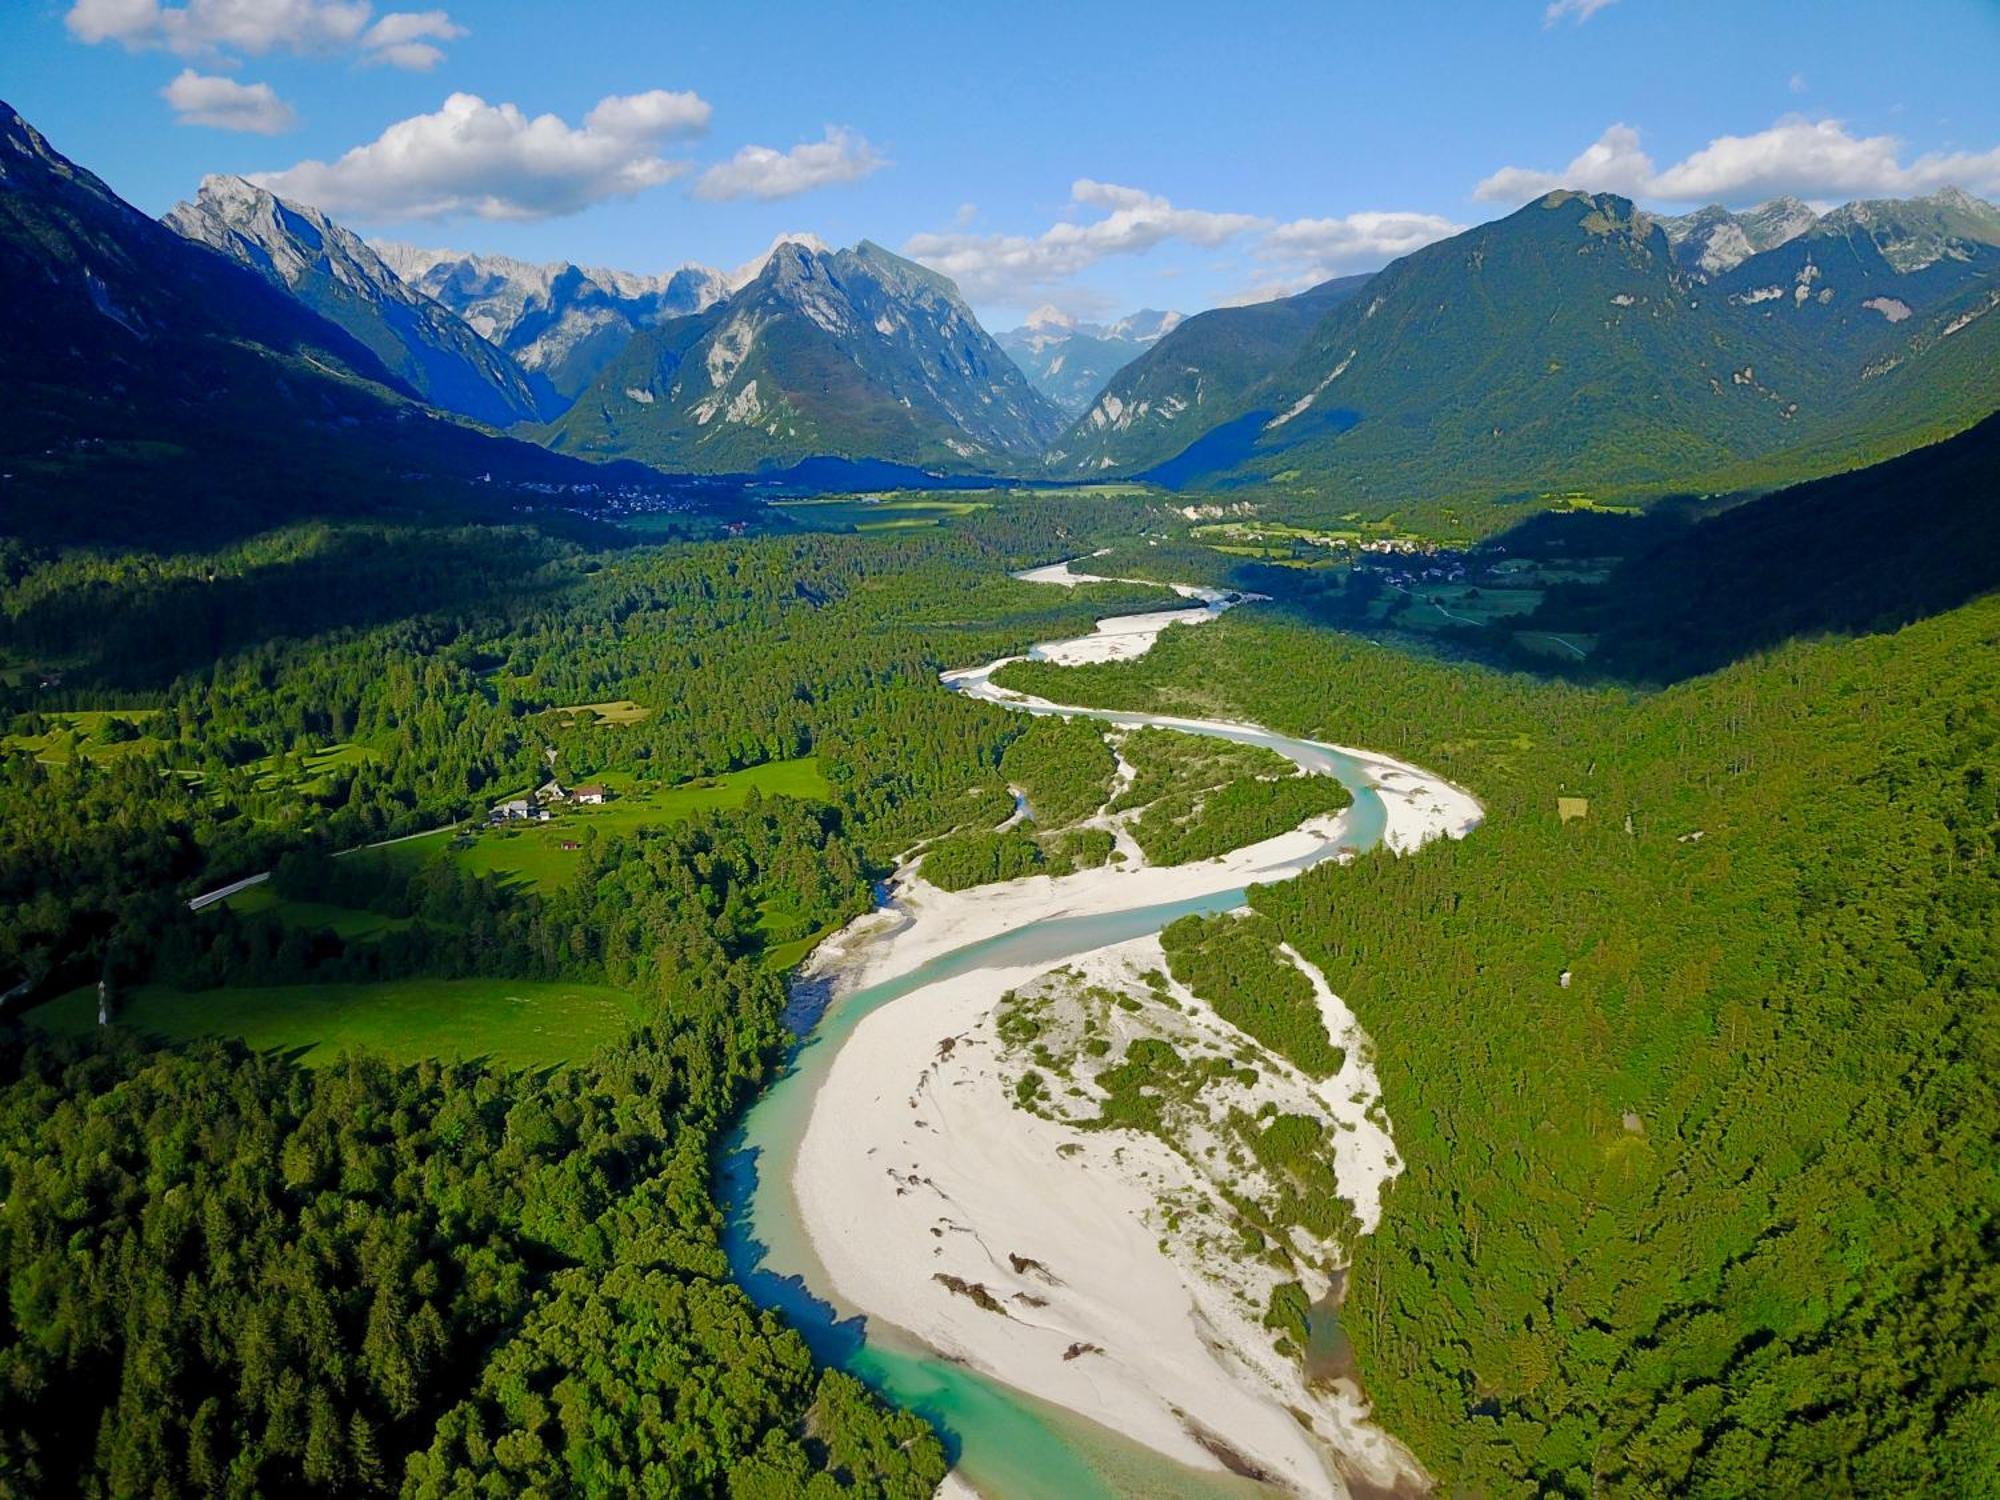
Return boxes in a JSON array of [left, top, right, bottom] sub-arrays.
[[1000, 598, 2000, 1496], [157, 794, 870, 995], [1129, 773, 1349, 867], [997, 715, 1115, 827], [917, 823, 1117, 893], [0, 912, 945, 1497], [1160, 911, 1344, 1077]]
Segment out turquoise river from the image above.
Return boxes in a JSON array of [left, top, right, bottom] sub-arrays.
[[718, 588, 1408, 1499]]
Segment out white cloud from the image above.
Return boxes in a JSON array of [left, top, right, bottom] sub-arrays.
[[66, 0, 463, 70], [1544, 0, 1618, 25], [160, 67, 297, 133], [1648, 119, 2000, 200], [252, 89, 712, 221], [907, 181, 1457, 307], [585, 90, 713, 140], [1474, 122, 1655, 202], [1249, 209, 1464, 297], [692, 127, 885, 202], [358, 9, 462, 70], [903, 180, 1262, 303], [1477, 117, 2000, 205]]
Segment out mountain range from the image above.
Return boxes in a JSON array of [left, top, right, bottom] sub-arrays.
[[0, 101, 712, 546], [1656, 196, 1821, 277], [1052, 188, 2000, 506], [540, 239, 1068, 471], [370, 242, 733, 402], [995, 306, 1183, 417], [6, 91, 2000, 544], [164, 176, 554, 427]]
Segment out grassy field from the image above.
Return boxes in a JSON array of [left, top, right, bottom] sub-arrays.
[[221, 883, 415, 940], [1513, 630, 1597, 661], [27, 977, 642, 1068], [206, 760, 832, 948], [2, 709, 165, 764], [450, 756, 832, 893], [771, 493, 990, 532], [239, 740, 382, 795], [1387, 584, 1545, 632], [552, 699, 653, 726]]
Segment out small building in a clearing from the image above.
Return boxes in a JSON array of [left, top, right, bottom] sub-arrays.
[[572, 786, 607, 805], [492, 797, 533, 822]]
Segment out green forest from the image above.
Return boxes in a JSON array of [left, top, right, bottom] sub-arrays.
[[993, 598, 2000, 1497], [5, 47, 1997, 1500], [0, 503, 1175, 1498], [3, 471, 1996, 1498]]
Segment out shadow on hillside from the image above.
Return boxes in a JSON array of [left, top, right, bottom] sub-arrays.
[[1515, 410, 2000, 683], [1, 525, 580, 695], [1225, 410, 2000, 687]]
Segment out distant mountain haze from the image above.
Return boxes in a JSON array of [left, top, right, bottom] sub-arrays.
[[370, 241, 731, 404], [996, 306, 1185, 417], [1046, 275, 1375, 475]]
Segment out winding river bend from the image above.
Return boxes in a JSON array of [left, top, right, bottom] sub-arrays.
[[718, 572, 1476, 1499]]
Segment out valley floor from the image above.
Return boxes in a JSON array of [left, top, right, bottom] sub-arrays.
[[780, 583, 1481, 1497]]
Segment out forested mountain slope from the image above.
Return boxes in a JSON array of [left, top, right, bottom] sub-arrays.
[[989, 583, 2000, 1498], [1051, 190, 2000, 520], [1231, 192, 1996, 501], [1539, 408, 2000, 679]]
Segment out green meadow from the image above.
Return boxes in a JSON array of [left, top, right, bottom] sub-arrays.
[[769, 492, 990, 531], [28, 977, 642, 1069], [2, 709, 165, 763], [455, 757, 831, 892]]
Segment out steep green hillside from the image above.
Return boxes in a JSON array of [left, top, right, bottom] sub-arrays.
[[1237, 192, 1999, 508], [1542, 409, 2000, 680], [1045, 274, 1371, 475], [1048, 191, 2000, 526]]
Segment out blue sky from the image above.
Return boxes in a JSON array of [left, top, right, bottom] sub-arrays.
[[6, 0, 1999, 326]]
